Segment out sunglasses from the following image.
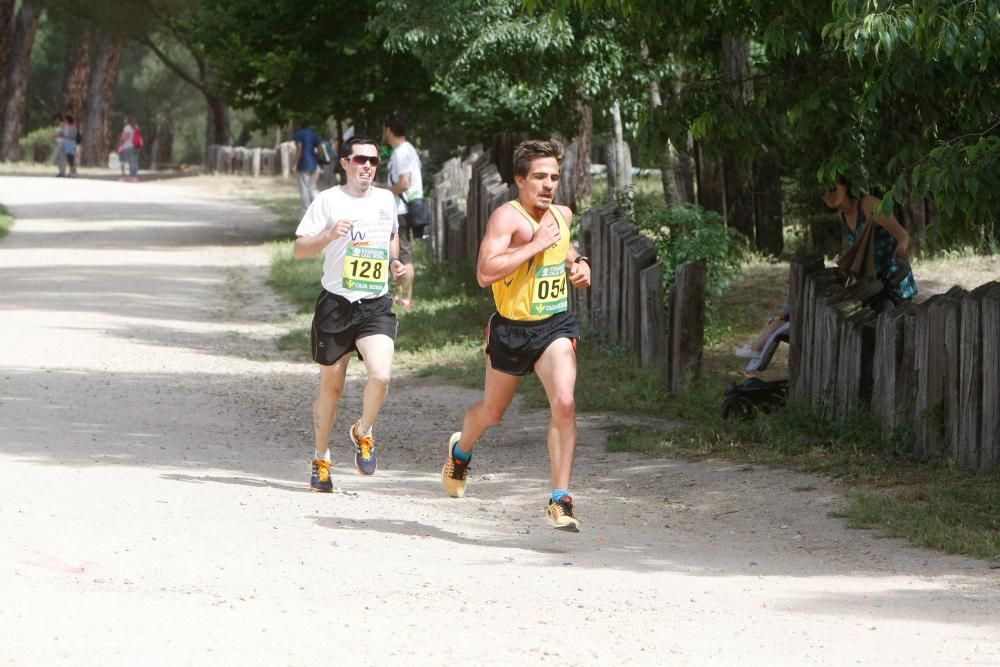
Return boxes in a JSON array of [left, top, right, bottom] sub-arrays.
[[347, 154, 380, 166]]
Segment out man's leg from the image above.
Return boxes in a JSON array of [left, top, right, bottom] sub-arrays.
[[310, 354, 350, 492], [533, 338, 578, 490], [350, 333, 395, 475], [355, 333, 395, 430], [313, 355, 351, 456], [297, 172, 311, 214], [458, 362, 520, 454], [128, 148, 139, 177], [534, 337, 582, 530], [441, 360, 519, 497], [309, 168, 320, 200]]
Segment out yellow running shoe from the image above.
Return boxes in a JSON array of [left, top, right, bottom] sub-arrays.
[[546, 496, 581, 532], [441, 432, 470, 498], [310, 458, 333, 492], [350, 421, 378, 476]]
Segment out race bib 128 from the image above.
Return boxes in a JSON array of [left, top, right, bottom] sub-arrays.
[[343, 244, 389, 293]]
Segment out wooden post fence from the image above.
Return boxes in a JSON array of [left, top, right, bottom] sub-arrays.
[[788, 256, 1000, 471]]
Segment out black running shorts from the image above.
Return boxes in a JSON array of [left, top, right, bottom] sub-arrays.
[[311, 291, 397, 365], [486, 311, 580, 376]]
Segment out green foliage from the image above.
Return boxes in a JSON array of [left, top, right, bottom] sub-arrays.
[[188, 0, 444, 136], [633, 197, 746, 297], [376, 0, 646, 139], [534, 0, 1000, 250], [17, 127, 57, 163], [0, 205, 14, 239]]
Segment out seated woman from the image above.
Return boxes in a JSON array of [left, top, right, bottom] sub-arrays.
[[737, 177, 918, 372]]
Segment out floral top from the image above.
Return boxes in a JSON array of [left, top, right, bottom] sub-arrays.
[[846, 204, 918, 300]]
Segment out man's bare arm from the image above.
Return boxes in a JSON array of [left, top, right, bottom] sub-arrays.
[[389, 172, 411, 197], [476, 206, 559, 287], [294, 219, 353, 259]]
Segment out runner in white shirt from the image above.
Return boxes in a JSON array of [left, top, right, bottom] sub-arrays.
[[294, 137, 407, 487]]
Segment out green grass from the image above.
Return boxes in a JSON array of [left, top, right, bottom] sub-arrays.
[[839, 484, 1000, 558], [0, 204, 12, 238]]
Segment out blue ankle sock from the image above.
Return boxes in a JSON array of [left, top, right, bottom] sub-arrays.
[[452, 442, 472, 462], [551, 488, 569, 502]]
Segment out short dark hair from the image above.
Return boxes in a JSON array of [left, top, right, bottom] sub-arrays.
[[64, 114, 74, 124], [383, 113, 406, 138], [342, 136, 379, 156], [513, 140, 564, 178]]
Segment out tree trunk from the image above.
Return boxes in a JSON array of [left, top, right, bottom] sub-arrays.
[[671, 138, 696, 203], [695, 142, 725, 216], [904, 194, 927, 258], [754, 150, 784, 256], [0, 3, 40, 161], [607, 101, 632, 193], [0, 0, 16, 114], [572, 101, 592, 205], [205, 94, 230, 150], [61, 29, 92, 118], [81, 36, 122, 167], [670, 77, 697, 203], [640, 41, 684, 206], [721, 37, 755, 242]]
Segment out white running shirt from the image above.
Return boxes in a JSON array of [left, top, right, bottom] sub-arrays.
[[387, 140, 423, 215], [295, 186, 398, 301]]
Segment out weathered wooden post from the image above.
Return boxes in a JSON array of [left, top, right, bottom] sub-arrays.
[[669, 259, 706, 393], [787, 255, 823, 398], [606, 220, 637, 346], [872, 301, 917, 444], [978, 284, 1000, 471], [621, 235, 656, 351], [640, 261, 667, 374]]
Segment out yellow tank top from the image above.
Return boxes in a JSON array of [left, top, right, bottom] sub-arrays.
[[491, 200, 570, 321]]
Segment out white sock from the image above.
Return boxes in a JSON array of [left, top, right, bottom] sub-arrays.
[[357, 422, 372, 435], [315, 450, 331, 462]]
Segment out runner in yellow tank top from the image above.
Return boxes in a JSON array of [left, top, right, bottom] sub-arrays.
[[439, 140, 593, 532], [492, 200, 572, 321]]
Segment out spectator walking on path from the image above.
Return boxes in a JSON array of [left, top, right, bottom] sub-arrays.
[[440, 140, 592, 532], [383, 113, 426, 308], [119, 116, 140, 182], [60, 114, 79, 178], [293, 121, 321, 214], [294, 136, 407, 488], [53, 114, 68, 177]]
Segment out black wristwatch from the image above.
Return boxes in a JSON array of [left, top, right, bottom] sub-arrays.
[[574, 256, 591, 267]]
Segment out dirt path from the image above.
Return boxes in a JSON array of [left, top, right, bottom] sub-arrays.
[[1, 175, 997, 665]]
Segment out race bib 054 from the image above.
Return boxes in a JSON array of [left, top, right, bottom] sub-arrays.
[[531, 263, 568, 316]]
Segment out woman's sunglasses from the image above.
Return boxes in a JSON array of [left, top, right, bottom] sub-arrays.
[[347, 154, 380, 166]]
